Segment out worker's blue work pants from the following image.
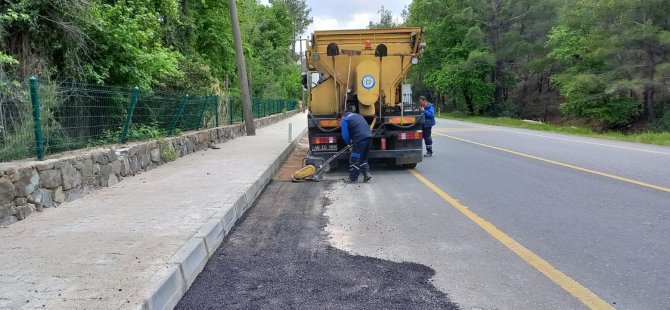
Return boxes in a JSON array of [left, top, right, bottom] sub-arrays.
[[423, 126, 433, 154], [349, 138, 371, 181]]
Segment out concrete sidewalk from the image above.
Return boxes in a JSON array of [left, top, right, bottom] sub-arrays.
[[0, 113, 307, 309]]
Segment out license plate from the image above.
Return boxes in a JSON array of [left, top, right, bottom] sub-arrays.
[[312, 144, 337, 151]]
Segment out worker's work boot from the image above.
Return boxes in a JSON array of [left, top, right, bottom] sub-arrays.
[[363, 172, 372, 183], [424, 152, 433, 157]]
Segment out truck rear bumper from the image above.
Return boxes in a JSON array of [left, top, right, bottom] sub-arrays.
[[311, 149, 423, 166]]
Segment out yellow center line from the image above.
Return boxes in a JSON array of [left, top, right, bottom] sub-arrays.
[[409, 169, 615, 310], [435, 132, 670, 194]]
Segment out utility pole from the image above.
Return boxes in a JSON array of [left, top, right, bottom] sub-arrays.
[[228, 0, 255, 135]]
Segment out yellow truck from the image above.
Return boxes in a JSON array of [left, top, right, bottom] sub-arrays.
[[304, 28, 425, 169]]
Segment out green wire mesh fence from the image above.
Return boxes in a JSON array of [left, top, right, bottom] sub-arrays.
[[0, 78, 299, 162]]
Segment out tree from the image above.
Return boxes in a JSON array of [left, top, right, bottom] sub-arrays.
[[407, 0, 563, 118], [246, 1, 300, 98], [269, 0, 312, 58], [0, 0, 306, 99], [405, 0, 670, 129], [547, 0, 670, 127], [369, 6, 399, 29]]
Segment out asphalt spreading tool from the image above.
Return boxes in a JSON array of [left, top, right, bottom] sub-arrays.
[[293, 145, 352, 182]]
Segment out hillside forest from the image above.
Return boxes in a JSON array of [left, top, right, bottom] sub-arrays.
[[401, 0, 670, 131]]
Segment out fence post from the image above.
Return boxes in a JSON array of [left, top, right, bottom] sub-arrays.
[[228, 95, 233, 124], [29, 77, 45, 160], [121, 86, 140, 143], [169, 95, 189, 135]]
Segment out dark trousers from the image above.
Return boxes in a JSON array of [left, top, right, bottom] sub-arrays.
[[423, 126, 433, 153], [349, 138, 371, 181]]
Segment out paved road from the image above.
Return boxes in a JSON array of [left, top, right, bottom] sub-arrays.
[[178, 118, 670, 309], [327, 119, 670, 309], [176, 182, 458, 310]]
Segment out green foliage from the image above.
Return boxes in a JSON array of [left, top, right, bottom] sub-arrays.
[[245, 2, 300, 99], [156, 140, 178, 161], [1, 0, 304, 100], [546, 0, 670, 127], [95, 123, 163, 146], [84, 1, 183, 89], [269, 0, 312, 58], [0, 52, 18, 65], [1, 0, 305, 162], [406, 0, 670, 131], [653, 110, 670, 132], [547, 72, 642, 127]]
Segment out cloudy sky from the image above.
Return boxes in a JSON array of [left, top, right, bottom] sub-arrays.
[[260, 0, 411, 35]]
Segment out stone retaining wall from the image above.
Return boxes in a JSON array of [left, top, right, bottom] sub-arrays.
[[0, 111, 300, 225]]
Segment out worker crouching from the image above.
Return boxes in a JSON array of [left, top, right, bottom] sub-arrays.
[[338, 111, 373, 183]]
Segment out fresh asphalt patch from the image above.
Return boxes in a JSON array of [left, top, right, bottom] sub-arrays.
[[175, 180, 458, 309]]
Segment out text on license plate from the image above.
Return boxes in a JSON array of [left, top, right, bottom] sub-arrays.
[[312, 144, 337, 151]]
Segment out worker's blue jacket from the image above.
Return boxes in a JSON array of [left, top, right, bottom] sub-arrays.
[[423, 102, 436, 127], [341, 112, 372, 145]]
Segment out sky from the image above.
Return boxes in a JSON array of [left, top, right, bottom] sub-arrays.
[[259, 0, 411, 36]]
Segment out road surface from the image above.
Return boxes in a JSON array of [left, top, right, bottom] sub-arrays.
[[178, 118, 670, 309]]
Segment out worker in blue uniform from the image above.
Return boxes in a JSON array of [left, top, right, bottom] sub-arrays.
[[419, 96, 435, 157], [338, 110, 373, 182]]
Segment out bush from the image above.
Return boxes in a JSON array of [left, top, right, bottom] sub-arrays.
[[560, 96, 641, 128], [653, 110, 670, 132], [554, 73, 641, 128], [94, 124, 164, 146], [489, 100, 519, 118]]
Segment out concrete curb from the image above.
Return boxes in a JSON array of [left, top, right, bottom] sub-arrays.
[[139, 266, 185, 310], [140, 126, 307, 310]]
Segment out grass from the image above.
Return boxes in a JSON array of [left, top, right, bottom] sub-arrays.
[[440, 112, 670, 147]]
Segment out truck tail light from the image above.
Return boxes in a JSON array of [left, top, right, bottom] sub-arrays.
[[311, 136, 338, 144], [318, 119, 340, 128], [397, 131, 423, 140]]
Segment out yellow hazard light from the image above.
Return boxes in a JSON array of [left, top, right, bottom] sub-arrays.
[[389, 116, 416, 125], [319, 119, 340, 128]]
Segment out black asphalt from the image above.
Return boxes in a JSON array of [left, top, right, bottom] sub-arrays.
[[175, 180, 458, 310]]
